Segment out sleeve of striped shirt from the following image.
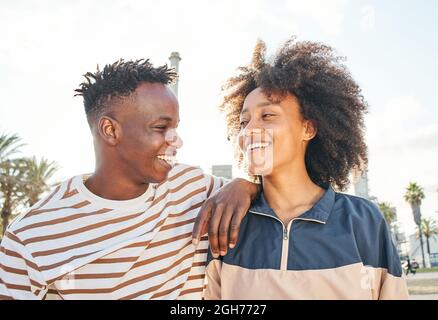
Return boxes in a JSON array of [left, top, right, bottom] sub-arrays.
[[203, 174, 230, 198], [0, 232, 47, 300]]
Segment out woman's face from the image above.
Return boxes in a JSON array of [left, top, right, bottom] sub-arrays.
[[238, 87, 315, 176]]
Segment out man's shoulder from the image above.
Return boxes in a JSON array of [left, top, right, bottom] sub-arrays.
[[165, 163, 206, 186], [155, 164, 212, 206], [7, 175, 85, 232]]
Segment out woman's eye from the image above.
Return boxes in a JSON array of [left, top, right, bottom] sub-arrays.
[[240, 120, 248, 127], [155, 126, 167, 130], [262, 114, 274, 119]]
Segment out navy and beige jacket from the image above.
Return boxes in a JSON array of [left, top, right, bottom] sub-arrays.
[[204, 187, 409, 300]]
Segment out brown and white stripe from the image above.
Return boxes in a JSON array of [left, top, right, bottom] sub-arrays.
[[0, 164, 227, 300]]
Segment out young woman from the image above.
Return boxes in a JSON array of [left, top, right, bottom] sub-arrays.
[[204, 38, 409, 300]]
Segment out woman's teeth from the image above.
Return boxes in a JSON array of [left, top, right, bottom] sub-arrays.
[[247, 142, 271, 151], [157, 155, 176, 165]]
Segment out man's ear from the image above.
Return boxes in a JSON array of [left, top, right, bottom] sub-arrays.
[[303, 119, 317, 141], [97, 116, 122, 146]]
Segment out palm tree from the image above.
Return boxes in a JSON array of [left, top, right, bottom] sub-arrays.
[[0, 133, 25, 236], [0, 132, 24, 161], [421, 218, 438, 259], [404, 182, 426, 268], [0, 133, 59, 236], [378, 201, 397, 231], [0, 158, 27, 235], [22, 156, 58, 207]]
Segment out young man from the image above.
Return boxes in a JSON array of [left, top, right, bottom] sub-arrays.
[[0, 59, 259, 299]]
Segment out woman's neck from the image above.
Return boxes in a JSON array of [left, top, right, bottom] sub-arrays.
[[262, 161, 325, 226]]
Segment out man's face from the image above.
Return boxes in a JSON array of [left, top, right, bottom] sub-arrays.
[[112, 82, 182, 184]]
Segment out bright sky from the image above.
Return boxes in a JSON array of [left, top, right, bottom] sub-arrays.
[[1, 0, 437, 238]]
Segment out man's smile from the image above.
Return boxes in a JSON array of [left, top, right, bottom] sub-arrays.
[[157, 154, 177, 168]]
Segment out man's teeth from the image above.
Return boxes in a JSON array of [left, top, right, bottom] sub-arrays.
[[157, 155, 176, 164], [247, 142, 271, 151]]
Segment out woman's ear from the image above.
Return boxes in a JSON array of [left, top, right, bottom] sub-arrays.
[[303, 120, 317, 141]]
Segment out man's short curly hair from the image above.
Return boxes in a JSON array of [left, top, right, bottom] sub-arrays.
[[221, 37, 368, 191], [75, 58, 177, 118]]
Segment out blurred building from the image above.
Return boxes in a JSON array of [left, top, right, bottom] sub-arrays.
[[408, 232, 438, 267], [392, 222, 409, 258], [352, 167, 369, 199], [211, 165, 232, 180], [169, 52, 181, 98]]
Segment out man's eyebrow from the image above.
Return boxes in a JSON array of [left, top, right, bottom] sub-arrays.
[[151, 116, 180, 127], [155, 116, 173, 121]]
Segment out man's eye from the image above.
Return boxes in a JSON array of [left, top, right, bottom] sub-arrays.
[[155, 126, 166, 130], [262, 114, 274, 119]]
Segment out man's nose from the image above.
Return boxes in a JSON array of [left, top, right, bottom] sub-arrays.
[[165, 128, 183, 149]]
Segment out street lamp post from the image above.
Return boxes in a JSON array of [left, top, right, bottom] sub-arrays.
[[413, 206, 426, 268]]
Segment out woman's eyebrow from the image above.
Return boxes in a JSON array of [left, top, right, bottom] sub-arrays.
[[241, 101, 278, 113], [257, 101, 276, 107]]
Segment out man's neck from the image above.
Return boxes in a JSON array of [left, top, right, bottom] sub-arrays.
[[84, 166, 149, 201], [262, 162, 325, 225]]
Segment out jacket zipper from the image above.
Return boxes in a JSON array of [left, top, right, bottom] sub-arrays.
[[281, 220, 294, 270], [249, 210, 291, 271], [249, 210, 326, 271]]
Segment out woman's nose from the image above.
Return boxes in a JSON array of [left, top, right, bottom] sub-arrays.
[[239, 127, 264, 142], [243, 127, 263, 136], [165, 128, 183, 149], [238, 126, 259, 149]]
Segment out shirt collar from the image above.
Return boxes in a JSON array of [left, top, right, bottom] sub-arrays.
[[249, 185, 336, 224]]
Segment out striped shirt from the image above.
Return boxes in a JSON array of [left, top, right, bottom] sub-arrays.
[[0, 164, 226, 300]]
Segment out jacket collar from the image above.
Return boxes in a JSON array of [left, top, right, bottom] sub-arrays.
[[249, 186, 336, 224]]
